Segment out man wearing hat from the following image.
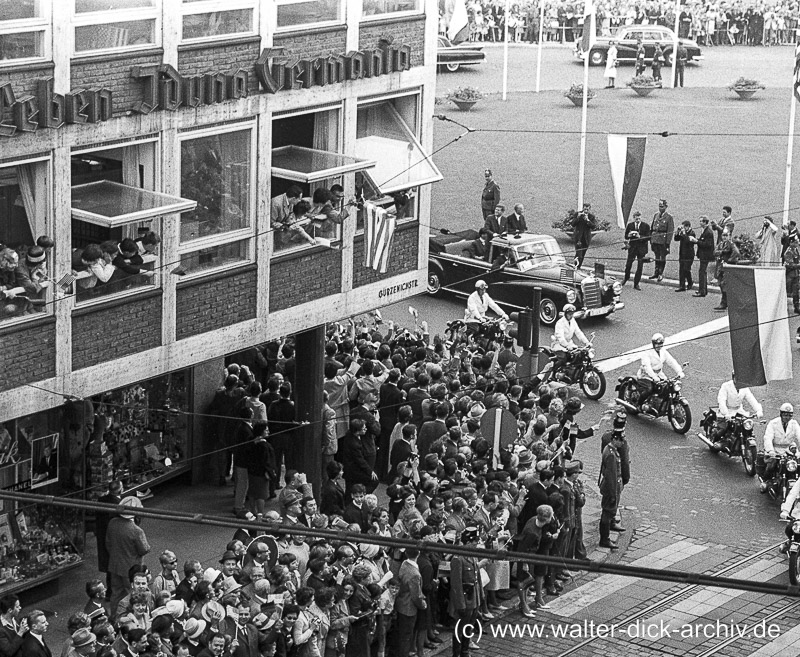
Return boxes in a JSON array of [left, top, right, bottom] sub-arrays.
[[106, 497, 150, 617], [465, 279, 508, 324], [219, 551, 240, 579], [598, 432, 625, 549], [14, 245, 48, 304], [182, 618, 207, 656], [556, 398, 598, 458], [564, 461, 586, 559], [449, 527, 482, 656], [66, 629, 96, 657], [600, 412, 630, 533], [649, 198, 674, 281]]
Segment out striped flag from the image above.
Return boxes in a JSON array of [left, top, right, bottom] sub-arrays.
[[726, 265, 792, 387], [607, 134, 647, 229], [580, 0, 596, 53], [794, 42, 800, 102], [447, 0, 470, 43], [363, 202, 397, 273]]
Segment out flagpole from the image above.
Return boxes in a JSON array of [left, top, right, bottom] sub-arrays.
[[783, 89, 797, 227], [502, 0, 510, 100], [670, 0, 679, 88], [536, 0, 545, 92], [577, 2, 591, 209]]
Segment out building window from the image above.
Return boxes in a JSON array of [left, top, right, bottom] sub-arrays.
[[0, 0, 50, 65], [180, 1, 257, 43], [361, 0, 421, 19], [179, 124, 255, 276], [72, 0, 159, 55], [276, 0, 342, 31], [0, 159, 51, 323], [355, 94, 441, 231]]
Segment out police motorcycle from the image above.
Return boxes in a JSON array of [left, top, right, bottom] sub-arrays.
[[615, 368, 692, 434], [537, 332, 606, 400], [779, 503, 800, 585], [448, 317, 507, 353], [697, 409, 763, 476], [759, 445, 800, 503]]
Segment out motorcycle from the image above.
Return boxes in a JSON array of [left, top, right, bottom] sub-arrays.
[[537, 333, 606, 400], [697, 409, 762, 476], [615, 372, 692, 434], [761, 445, 800, 503], [779, 514, 800, 584]]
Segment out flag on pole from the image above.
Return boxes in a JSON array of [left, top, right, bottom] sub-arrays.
[[794, 42, 800, 102], [580, 0, 596, 54], [726, 264, 792, 387], [363, 202, 397, 273], [607, 134, 647, 229], [447, 0, 470, 43]]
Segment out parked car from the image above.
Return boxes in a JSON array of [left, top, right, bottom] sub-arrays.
[[575, 25, 703, 66], [427, 230, 623, 325], [437, 36, 486, 72]]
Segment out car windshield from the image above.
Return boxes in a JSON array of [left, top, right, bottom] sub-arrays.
[[514, 239, 566, 271]]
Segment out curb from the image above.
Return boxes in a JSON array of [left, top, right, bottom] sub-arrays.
[[604, 268, 722, 294]]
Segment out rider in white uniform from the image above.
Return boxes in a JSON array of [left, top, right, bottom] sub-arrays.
[[711, 371, 763, 452], [763, 402, 800, 488], [551, 303, 589, 368], [465, 279, 508, 323], [636, 333, 683, 411]]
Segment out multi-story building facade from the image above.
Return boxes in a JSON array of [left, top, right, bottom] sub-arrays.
[[0, 0, 439, 594]]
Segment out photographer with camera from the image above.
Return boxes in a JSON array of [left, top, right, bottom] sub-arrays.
[[757, 215, 781, 266], [673, 220, 697, 292], [573, 203, 596, 268], [622, 210, 650, 290]]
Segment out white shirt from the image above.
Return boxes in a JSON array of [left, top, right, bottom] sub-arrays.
[[466, 290, 505, 321], [637, 347, 683, 381], [717, 380, 763, 418], [552, 316, 588, 351], [764, 416, 800, 455], [782, 477, 800, 516]]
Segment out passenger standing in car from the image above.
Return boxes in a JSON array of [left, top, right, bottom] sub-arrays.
[[481, 169, 501, 220]]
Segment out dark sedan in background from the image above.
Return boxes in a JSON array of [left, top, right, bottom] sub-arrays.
[[437, 36, 486, 72], [427, 230, 623, 326], [576, 25, 703, 66]]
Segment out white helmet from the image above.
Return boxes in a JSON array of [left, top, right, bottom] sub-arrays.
[[563, 304, 576, 313], [781, 403, 795, 413], [652, 333, 665, 343]]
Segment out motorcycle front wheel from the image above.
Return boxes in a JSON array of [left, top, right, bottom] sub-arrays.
[[790, 551, 800, 586], [742, 444, 757, 477], [580, 367, 606, 400], [617, 380, 640, 415], [668, 400, 692, 434]]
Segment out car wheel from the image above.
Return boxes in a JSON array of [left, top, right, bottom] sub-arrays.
[[539, 297, 558, 326], [589, 50, 606, 66], [446, 62, 460, 72], [427, 267, 443, 295]]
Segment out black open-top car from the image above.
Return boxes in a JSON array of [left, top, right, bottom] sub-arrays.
[[427, 230, 623, 326]]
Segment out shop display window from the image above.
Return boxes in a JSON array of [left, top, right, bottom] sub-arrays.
[[181, 2, 256, 42], [276, 0, 342, 30], [0, 160, 52, 323], [361, 0, 421, 18], [72, 0, 159, 54], [0, 0, 50, 65], [85, 370, 191, 500], [0, 409, 84, 594], [179, 125, 254, 275]]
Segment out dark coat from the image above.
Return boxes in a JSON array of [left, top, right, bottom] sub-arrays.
[[320, 478, 345, 517], [506, 213, 527, 234], [349, 405, 380, 471], [599, 443, 622, 505], [518, 481, 550, 530], [417, 420, 447, 457], [95, 491, 120, 572], [484, 214, 507, 235], [17, 633, 52, 657], [573, 211, 596, 247], [600, 431, 630, 485], [105, 517, 150, 577], [389, 438, 414, 478], [0, 623, 23, 657], [481, 180, 501, 214], [340, 432, 375, 486], [465, 238, 490, 261], [625, 219, 651, 257], [673, 227, 696, 262], [378, 382, 404, 439], [343, 501, 371, 532], [696, 225, 715, 261], [268, 398, 297, 444]]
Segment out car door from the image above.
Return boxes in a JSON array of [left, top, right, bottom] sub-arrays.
[[641, 30, 661, 60], [616, 29, 641, 61], [447, 240, 491, 296]]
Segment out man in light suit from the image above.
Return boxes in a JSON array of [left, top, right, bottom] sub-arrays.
[[506, 204, 528, 233], [622, 211, 651, 290], [394, 547, 426, 657]]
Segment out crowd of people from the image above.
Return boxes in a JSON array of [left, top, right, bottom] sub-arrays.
[[0, 237, 54, 319], [442, 0, 800, 46]]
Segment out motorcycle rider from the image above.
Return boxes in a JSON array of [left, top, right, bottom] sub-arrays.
[[551, 303, 590, 369], [465, 279, 509, 325], [762, 403, 800, 492], [637, 333, 684, 413], [711, 371, 763, 453]]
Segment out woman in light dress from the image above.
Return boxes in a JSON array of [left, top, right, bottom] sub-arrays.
[[604, 41, 618, 89]]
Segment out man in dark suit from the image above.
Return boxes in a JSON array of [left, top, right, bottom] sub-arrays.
[[96, 480, 122, 594], [378, 369, 405, 481], [518, 466, 553, 530], [320, 461, 345, 516], [18, 611, 51, 657], [340, 419, 379, 497], [395, 547, 427, 657], [484, 204, 507, 235], [417, 404, 448, 457], [349, 393, 381, 484], [695, 215, 715, 297], [673, 220, 697, 292], [622, 210, 651, 290], [506, 203, 528, 233], [390, 425, 417, 477], [0, 595, 26, 657], [267, 383, 298, 491], [573, 203, 596, 268], [465, 228, 492, 261], [342, 483, 371, 531]]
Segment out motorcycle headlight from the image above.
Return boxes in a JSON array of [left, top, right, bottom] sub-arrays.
[[788, 460, 798, 473], [793, 521, 800, 534], [613, 281, 622, 295], [673, 381, 682, 392], [566, 290, 577, 303], [743, 419, 754, 431], [588, 348, 596, 359]]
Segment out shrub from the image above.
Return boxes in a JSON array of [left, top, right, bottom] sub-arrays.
[[728, 77, 765, 90], [446, 86, 484, 102], [627, 74, 657, 87], [551, 209, 612, 234]]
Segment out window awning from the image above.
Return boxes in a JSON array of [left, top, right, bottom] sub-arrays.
[[354, 135, 442, 196], [271, 145, 376, 184], [71, 180, 197, 228]]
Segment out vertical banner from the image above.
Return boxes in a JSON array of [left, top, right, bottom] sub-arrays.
[[447, 0, 470, 43], [608, 134, 647, 229], [726, 265, 792, 387]]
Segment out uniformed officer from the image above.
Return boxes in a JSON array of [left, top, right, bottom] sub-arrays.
[[598, 432, 624, 549], [449, 526, 482, 657]]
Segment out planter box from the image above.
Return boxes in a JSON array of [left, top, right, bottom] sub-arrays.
[[451, 99, 478, 111], [566, 94, 594, 106], [732, 88, 759, 99], [630, 85, 657, 97]]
